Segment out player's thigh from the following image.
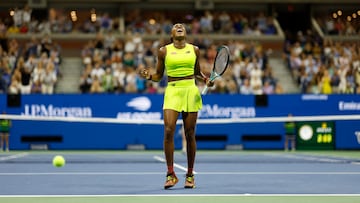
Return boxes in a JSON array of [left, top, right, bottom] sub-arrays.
[[182, 112, 198, 131]]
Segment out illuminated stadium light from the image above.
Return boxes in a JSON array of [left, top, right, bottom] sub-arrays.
[[9, 9, 14, 16], [70, 11, 77, 22], [337, 10, 343, 16], [149, 19, 156, 25], [91, 9, 97, 22]]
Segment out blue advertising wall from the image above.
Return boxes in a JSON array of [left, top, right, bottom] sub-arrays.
[[0, 94, 359, 150]]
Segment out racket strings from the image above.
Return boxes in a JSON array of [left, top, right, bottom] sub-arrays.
[[214, 48, 229, 75]]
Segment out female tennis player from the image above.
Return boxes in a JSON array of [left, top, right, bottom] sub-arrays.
[[139, 23, 213, 189]]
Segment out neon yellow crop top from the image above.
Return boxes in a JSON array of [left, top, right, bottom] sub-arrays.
[[165, 43, 196, 77]]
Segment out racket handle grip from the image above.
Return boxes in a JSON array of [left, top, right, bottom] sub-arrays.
[[202, 86, 209, 95]]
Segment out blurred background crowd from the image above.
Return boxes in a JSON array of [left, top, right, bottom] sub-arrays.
[[0, 1, 359, 95]]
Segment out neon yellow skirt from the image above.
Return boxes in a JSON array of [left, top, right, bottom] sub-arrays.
[[163, 79, 202, 112]]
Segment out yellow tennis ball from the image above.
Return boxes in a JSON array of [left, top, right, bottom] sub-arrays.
[[52, 155, 65, 167]]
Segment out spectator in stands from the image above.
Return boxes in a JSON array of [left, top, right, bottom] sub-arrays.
[[18, 61, 32, 94], [205, 44, 217, 63], [0, 19, 7, 34], [249, 59, 263, 95], [25, 53, 38, 71], [124, 68, 137, 93], [49, 46, 62, 77], [40, 62, 57, 94], [37, 19, 51, 34], [79, 69, 92, 93], [274, 83, 284, 94], [262, 64, 277, 87], [102, 67, 115, 93], [200, 10, 213, 33], [31, 79, 42, 94], [232, 57, 244, 88], [90, 75, 103, 93], [0, 59, 12, 93], [263, 80, 274, 94], [25, 36, 40, 58], [345, 69, 356, 93], [91, 62, 105, 81], [12, 7, 23, 28], [218, 11, 232, 33], [104, 30, 116, 50], [320, 68, 332, 94], [135, 64, 147, 93], [353, 54, 360, 89], [146, 81, 157, 94], [0, 72, 7, 93], [99, 12, 112, 32], [113, 64, 126, 93], [212, 79, 229, 93], [7, 24, 20, 34], [256, 12, 268, 33], [82, 19, 97, 33], [337, 64, 348, 93], [264, 16, 277, 35], [239, 78, 252, 94], [8, 78, 21, 94], [40, 33, 53, 57], [32, 58, 44, 82]]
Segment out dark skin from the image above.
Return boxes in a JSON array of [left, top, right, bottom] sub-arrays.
[[140, 23, 213, 174]]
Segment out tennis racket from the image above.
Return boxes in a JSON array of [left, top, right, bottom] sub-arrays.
[[202, 45, 230, 95]]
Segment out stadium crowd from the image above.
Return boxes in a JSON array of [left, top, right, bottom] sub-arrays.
[[78, 32, 280, 94], [284, 30, 360, 94], [0, 32, 61, 94], [316, 13, 360, 36], [0, 4, 359, 95], [0, 5, 280, 95], [0, 6, 278, 36]]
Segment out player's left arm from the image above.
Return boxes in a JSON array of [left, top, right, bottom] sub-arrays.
[[194, 45, 213, 87]]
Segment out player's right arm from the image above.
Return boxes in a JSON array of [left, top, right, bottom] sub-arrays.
[[139, 46, 166, 82]]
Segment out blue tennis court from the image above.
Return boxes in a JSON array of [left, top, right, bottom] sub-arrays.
[[1, 150, 360, 203]]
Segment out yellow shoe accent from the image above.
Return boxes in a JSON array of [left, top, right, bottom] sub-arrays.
[[184, 174, 195, 188], [164, 173, 178, 189]]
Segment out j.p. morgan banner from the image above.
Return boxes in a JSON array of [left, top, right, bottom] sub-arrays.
[[0, 94, 359, 150], [2, 94, 360, 119]]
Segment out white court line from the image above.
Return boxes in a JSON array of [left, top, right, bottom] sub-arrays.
[[265, 153, 351, 163], [1, 194, 360, 197], [0, 172, 164, 176], [153, 155, 197, 174], [197, 172, 360, 175], [1, 171, 359, 176], [0, 152, 29, 161]]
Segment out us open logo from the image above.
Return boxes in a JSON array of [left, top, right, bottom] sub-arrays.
[[117, 97, 161, 120], [126, 96, 151, 111]]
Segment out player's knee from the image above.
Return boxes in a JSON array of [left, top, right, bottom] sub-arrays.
[[184, 128, 195, 139], [164, 126, 175, 141]]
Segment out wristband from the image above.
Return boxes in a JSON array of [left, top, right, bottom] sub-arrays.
[[204, 77, 208, 83]]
